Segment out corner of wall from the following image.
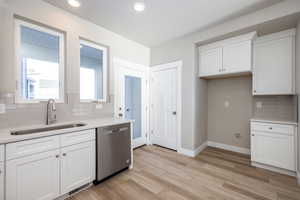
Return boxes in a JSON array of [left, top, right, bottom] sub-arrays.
[[296, 20, 300, 175]]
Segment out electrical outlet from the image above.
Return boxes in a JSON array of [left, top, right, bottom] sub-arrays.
[[0, 104, 5, 114], [96, 104, 103, 109], [256, 101, 263, 109]]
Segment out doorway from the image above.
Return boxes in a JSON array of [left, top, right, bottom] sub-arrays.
[[150, 61, 182, 151], [114, 58, 149, 149]]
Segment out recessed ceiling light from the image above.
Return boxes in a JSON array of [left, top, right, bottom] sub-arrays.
[[134, 2, 146, 12], [68, 0, 81, 8]]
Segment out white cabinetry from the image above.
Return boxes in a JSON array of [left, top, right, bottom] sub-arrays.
[[6, 150, 60, 200], [6, 129, 96, 200], [199, 47, 222, 76], [199, 32, 256, 78], [0, 146, 4, 200], [61, 141, 95, 195], [251, 121, 297, 172], [253, 29, 295, 95], [223, 40, 252, 73]]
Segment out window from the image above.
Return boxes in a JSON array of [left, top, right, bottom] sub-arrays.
[[15, 19, 65, 103], [80, 39, 108, 102]]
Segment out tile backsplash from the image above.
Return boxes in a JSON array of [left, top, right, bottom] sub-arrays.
[[0, 93, 114, 129], [253, 95, 298, 122]]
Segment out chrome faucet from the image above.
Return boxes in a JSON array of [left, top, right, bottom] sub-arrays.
[[47, 99, 57, 125]]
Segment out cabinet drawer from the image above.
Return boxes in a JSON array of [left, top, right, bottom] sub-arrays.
[[0, 145, 4, 162], [251, 122, 294, 135], [60, 129, 95, 147], [6, 136, 60, 160]]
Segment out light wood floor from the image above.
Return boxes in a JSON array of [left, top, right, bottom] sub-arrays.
[[67, 145, 300, 200]]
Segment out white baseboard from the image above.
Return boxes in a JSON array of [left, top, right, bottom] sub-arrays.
[[207, 141, 250, 155], [252, 162, 296, 177], [178, 142, 207, 157], [297, 171, 300, 185]]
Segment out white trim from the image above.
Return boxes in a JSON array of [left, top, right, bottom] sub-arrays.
[[199, 31, 257, 52], [79, 39, 108, 103], [178, 142, 207, 157], [297, 171, 300, 185], [207, 141, 250, 155], [14, 19, 65, 103], [150, 60, 182, 151], [113, 58, 150, 148], [113, 58, 148, 72], [252, 162, 296, 177]]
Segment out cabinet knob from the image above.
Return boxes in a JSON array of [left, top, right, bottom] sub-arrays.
[[252, 134, 255, 136], [254, 90, 257, 93], [63, 153, 67, 156], [55, 155, 60, 158], [269, 127, 273, 130]]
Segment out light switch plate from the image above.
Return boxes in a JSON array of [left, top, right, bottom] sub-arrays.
[[0, 104, 5, 114]]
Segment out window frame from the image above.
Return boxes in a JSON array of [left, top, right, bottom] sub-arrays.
[[79, 38, 108, 103], [14, 19, 65, 103]]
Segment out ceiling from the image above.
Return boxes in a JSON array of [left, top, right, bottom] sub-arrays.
[[43, 0, 283, 47]]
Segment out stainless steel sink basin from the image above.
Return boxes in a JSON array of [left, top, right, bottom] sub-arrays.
[[10, 123, 87, 135]]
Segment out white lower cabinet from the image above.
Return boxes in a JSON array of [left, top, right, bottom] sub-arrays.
[[61, 141, 95, 195], [5, 129, 96, 200], [0, 162, 4, 200], [251, 121, 296, 171], [6, 150, 60, 200]]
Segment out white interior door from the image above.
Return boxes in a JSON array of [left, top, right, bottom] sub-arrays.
[[115, 59, 148, 149], [150, 62, 180, 150]]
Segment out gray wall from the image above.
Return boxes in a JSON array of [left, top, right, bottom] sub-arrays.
[[0, 0, 150, 129], [207, 77, 252, 148], [151, 1, 300, 150]]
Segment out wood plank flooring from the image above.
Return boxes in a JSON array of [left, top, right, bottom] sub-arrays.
[[67, 145, 300, 200]]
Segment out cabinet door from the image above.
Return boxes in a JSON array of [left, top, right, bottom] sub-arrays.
[[253, 36, 294, 95], [199, 47, 222, 76], [60, 141, 95, 195], [0, 163, 4, 200], [6, 150, 60, 200], [223, 40, 252, 73], [251, 131, 295, 171]]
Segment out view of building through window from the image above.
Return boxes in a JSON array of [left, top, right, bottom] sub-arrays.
[[18, 21, 64, 101]]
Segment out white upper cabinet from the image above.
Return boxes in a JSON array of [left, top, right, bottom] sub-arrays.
[[198, 32, 256, 78], [253, 29, 296, 95], [199, 47, 223, 76], [223, 40, 252, 73]]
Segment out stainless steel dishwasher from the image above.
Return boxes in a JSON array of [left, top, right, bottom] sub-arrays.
[[94, 123, 131, 184]]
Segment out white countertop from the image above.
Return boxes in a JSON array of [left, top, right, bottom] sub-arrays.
[[251, 118, 298, 126], [0, 118, 133, 144]]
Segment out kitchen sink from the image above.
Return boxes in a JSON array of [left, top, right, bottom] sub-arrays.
[[10, 123, 87, 135]]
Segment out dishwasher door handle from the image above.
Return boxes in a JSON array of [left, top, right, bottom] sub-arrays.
[[104, 127, 129, 135]]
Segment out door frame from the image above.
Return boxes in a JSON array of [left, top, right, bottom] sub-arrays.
[[113, 58, 150, 147], [150, 60, 182, 151]]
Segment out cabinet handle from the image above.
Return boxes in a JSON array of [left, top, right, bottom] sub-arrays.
[[63, 153, 67, 156], [55, 155, 60, 158]]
